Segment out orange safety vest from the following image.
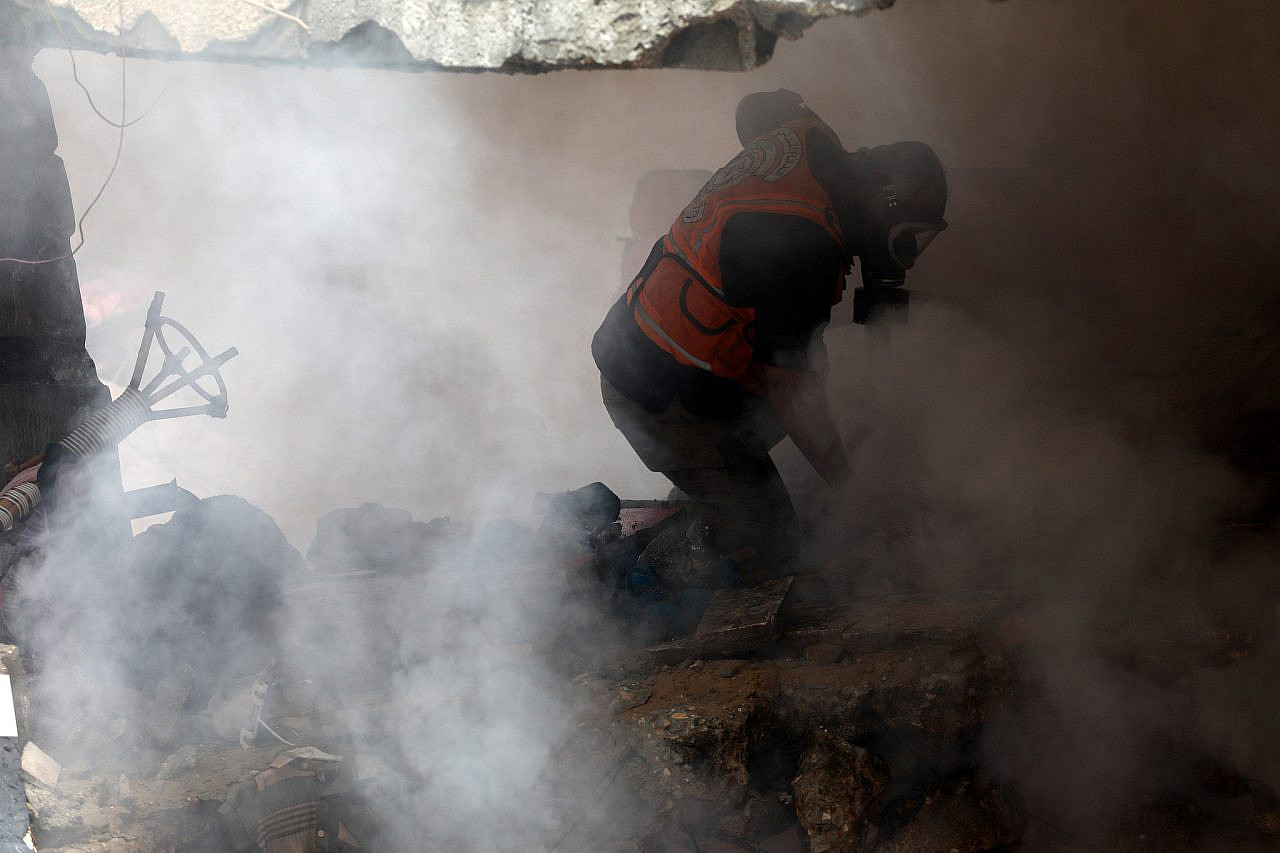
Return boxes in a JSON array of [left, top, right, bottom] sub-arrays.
[[625, 116, 847, 390]]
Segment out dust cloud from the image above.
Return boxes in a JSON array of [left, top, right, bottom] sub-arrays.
[[16, 0, 1280, 846]]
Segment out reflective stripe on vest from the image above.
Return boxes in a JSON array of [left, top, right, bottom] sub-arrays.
[[626, 116, 845, 383]]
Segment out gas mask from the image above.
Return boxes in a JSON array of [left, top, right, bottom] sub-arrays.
[[845, 142, 948, 325]]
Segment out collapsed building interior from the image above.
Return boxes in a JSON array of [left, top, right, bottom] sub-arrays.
[[2, 0, 1280, 850]]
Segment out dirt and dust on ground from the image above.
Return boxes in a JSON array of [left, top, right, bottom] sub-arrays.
[[1, 477, 1279, 852]]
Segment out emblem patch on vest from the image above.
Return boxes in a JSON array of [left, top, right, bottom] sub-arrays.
[[762, 127, 802, 182], [682, 127, 804, 223]]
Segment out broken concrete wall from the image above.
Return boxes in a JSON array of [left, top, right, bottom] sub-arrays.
[[0, 11, 106, 469], [13, 0, 905, 71]]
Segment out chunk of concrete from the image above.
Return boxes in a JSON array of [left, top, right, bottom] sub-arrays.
[[875, 776, 1026, 853], [20, 741, 60, 788], [695, 575, 794, 655], [155, 743, 198, 780], [307, 502, 446, 574], [839, 593, 1009, 653], [649, 576, 794, 661], [792, 729, 887, 852], [21, 0, 907, 72]]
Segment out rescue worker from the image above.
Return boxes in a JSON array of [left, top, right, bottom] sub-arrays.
[[592, 90, 948, 573]]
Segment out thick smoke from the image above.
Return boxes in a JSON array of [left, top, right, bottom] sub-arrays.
[[16, 0, 1280, 847], [805, 0, 1280, 843]]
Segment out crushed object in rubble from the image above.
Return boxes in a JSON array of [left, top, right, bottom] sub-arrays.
[[116, 496, 304, 700], [610, 686, 652, 715], [805, 642, 843, 664], [156, 744, 199, 780], [874, 774, 1026, 853], [617, 500, 684, 537], [793, 728, 888, 852], [691, 575, 793, 655], [115, 774, 134, 807], [718, 791, 795, 842], [217, 746, 360, 852], [209, 666, 317, 748], [536, 482, 622, 532], [638, 519, 736, 590], [307, 502, 448, 574], [20, 742, 60, 789], [280, 747, 343, 765], [154, 663, 197, 712], [24, 785, 88, 848], [648, 575, 794, 661]]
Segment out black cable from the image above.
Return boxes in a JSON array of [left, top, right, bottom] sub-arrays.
[[45, 0, 164, 130]]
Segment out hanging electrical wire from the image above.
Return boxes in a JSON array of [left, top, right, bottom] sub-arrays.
[[47, 0, 166, 131], [0, 0, 155, 266]]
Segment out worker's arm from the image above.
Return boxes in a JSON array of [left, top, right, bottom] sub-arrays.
[[760, 363, 851, 486]]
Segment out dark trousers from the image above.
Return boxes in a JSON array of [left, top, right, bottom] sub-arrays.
[[600, 374, 799, 568]]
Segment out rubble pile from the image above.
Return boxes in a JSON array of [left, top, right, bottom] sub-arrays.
[[562, 592, 1023, 852], [0, 486, 1276, 852], [791, 730, 887, 851], [306, 502, 449, 575]]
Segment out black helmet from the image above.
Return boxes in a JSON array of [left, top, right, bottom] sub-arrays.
[[849, 141, 948, 288], [734, 89, 811, 146]]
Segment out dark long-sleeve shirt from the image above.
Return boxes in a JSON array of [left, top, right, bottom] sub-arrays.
[[593, 211, 845, 419]]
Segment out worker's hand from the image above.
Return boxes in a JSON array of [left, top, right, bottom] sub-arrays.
[[761, 364, 851, 486]]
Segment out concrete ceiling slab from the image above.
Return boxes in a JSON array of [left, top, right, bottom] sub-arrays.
[[6, 0, 907, 71]]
